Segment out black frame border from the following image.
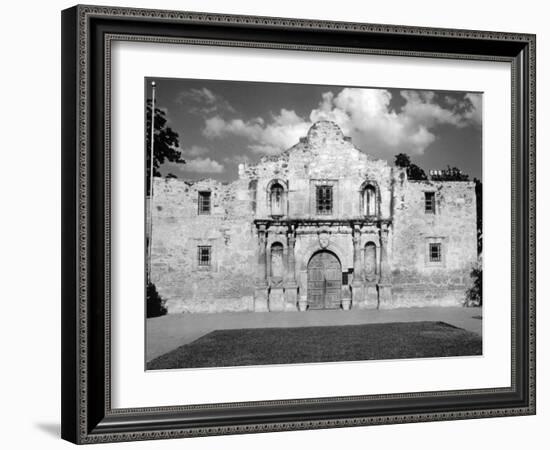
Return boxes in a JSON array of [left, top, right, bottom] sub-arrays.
[[61, 4, 536, 444]]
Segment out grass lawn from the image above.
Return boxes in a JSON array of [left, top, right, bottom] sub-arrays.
[[146, 321, 482, 370]]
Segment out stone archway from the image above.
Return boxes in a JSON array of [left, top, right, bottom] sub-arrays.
[[307, 250, 342, 309]]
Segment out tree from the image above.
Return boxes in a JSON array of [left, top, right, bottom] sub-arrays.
[[146, 99, 184, 194], [465, 265, 482, 307], [393, 153, 427, 180], [394, 153, 411, 168], [406, 164, 428, 180], [147, 281, 167, 318]]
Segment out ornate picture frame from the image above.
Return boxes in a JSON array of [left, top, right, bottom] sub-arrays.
[[61, 5, 535, 444]]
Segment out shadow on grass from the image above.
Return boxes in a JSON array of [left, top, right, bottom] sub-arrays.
[[147, 321, 482, 370]]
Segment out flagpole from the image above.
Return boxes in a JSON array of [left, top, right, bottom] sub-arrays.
[[147, 80, 156, 283]]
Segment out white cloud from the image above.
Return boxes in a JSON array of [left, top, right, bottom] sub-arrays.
[[201, 88, 482, 156], [444, 95, 458, 106], [203, 109, 310, 155], [310, 88, 481, 155], [223, 154, 252, 165], [462, 93, 482, 125], [176, 87, 235, 115], [180, 145, 209, 157], [182, 157, 225, 173]]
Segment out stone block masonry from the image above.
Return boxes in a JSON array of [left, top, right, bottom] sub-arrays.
[[150, 178, 257, 313], [150, 121, 478, 313], [391, 180, 477, 307]]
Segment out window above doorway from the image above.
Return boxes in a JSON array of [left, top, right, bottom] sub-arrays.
[[316, 185, 333, 215], [198, 191, 211, 215]]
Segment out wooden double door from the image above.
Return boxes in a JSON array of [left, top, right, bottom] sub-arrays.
[[307, 251, 342, 309]]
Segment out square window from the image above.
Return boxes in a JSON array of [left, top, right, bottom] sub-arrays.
[[198, 246, 211, 266], [316, 185, 333, 215], [429, 243, 441, 262], [198, 191, 211, 214], [425, 192, 435, 214]]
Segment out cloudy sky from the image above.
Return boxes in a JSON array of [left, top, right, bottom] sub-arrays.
[[146, 78, 482, 182]]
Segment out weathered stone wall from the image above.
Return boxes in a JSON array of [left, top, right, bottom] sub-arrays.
[[250, 122, 394, 221], [150, 121, 478, 313], [389, 179, 478, 307], [150, 178, 256, 313]]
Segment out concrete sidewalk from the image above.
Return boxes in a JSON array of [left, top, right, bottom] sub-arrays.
[[146, 306, 482, 362]]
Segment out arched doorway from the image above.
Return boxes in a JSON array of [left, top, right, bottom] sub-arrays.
[[307, 250, 342, 309]]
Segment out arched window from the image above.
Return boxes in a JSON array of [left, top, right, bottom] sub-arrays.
[[362, 185, 377, 217], [270, 242, 284, 279], [270, 182, 285, 217]]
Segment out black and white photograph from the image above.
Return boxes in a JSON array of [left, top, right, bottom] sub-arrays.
[[145, 78, 483, 370], [0, 0, 543, 447]]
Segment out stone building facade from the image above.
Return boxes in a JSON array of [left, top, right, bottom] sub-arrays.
[[150, 121, 477, 314]]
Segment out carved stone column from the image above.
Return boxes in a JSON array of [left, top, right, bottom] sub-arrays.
[[257, 225, 268, 284], [268, 230, 285, 312], [351, 224, 364, 309], [379, 225, 390, 282], [284, 225, 299, 311], [363, 238, 379, 309], [254, 224, 269, 312], [298, 270, 308, 311], [377, 223, 393, 308]]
